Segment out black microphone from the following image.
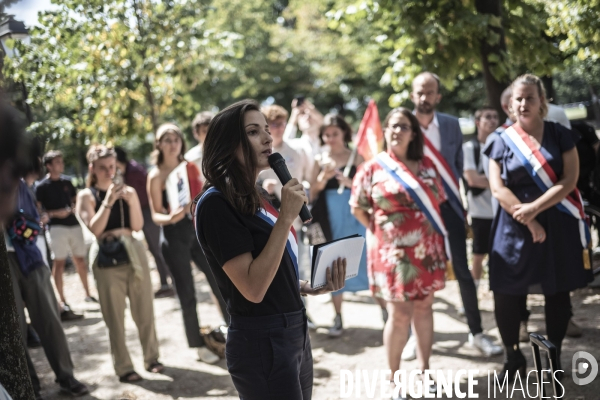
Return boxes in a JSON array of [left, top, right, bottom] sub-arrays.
[[268, 152, 313, 223]]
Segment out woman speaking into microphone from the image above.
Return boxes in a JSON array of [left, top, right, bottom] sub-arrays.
[[194, 99, 346, 399]]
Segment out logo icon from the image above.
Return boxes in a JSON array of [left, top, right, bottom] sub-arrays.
[[572, 351, 598, 385]]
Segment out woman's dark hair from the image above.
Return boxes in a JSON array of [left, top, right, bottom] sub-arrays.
[[195, 99, 266, 216], [382, 107, 424, 161], [319, 114, 352, 146]]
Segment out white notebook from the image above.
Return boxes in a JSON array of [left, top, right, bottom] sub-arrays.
[[310, 234, 366, 289]]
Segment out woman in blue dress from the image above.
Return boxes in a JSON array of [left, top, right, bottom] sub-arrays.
[[485, 74, 593, 382], [310, 114, 372, 337]]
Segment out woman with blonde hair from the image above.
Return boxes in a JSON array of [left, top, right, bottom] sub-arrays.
[[77, 144, 162, 382], [485, 74, 593, 381], [147, 123, 226, 364]]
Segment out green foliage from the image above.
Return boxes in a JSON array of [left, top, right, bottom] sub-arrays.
[[3, 0, 600, 175], [3, 0, 241, 165]]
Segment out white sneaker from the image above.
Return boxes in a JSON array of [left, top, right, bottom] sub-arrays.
[[401, 334, 417, 361], [197, 346, 220, 364], [469, 333, 503, 357], [457, 306, 465, 316], [328, 314, 344, 338]]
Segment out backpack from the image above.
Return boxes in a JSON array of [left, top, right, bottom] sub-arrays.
[[463, 137, 486, 197]]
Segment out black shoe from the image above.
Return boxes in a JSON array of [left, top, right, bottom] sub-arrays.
[[499, 346, 526, 382], [154, 285, 175, 298], [84, 296, 98, 303], [58, 376, 89, 396], [27, 324, 42, 348], [61, 305, 84, 322]]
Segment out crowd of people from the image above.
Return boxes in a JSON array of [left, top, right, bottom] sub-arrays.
[[0, 70, 597, 400]]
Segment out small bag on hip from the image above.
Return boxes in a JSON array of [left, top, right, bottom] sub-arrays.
[[96, 199, 130, 268]]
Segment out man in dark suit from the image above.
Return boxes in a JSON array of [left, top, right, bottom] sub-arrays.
[[406, 72, 502, 359]]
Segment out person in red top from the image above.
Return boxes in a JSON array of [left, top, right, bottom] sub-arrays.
[[115, 147, 174, 298], [350, 108, 447, 399]]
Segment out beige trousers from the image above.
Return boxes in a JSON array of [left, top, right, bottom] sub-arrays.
[[91, 237, 159, 376]]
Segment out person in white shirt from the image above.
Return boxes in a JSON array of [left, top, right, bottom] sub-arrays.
[[259, 105, 311, 210], [463, 107, 499, 287], [284, 98, 324, 178], [546, 103, 571, 129], [184, 111, 214, 179]]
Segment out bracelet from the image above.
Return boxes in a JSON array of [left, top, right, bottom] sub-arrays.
[[102, 202, 113, 210]]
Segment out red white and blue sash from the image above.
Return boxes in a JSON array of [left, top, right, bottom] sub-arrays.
[[499, 125, 591, 248], [256, 202, 300, 282], [422, 137, 465, 220], [375, 152, 452, 262], [196, 187, 300, 282]]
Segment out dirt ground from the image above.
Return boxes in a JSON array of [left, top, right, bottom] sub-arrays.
[[30, 247, 600, 400]]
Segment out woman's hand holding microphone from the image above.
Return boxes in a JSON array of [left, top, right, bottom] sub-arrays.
[[281, 179, 347, 296], [279, 178, 308, 227]]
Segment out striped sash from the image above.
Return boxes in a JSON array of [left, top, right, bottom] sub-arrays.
[[499, 125, 591, 248], [196, 187, 300, 282], [423, 137, 465, 220], [375, 152, 452, 262]]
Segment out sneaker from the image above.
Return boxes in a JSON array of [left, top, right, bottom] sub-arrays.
[[401, 334, 417, 361], [60, 305, 84, 322], [307, 315, 317, 331], [197, 346, 219, 364], [328, 314, 343, 338], [566, 319, 582, 338], [154, 285, 175, 299], [84, 296, 98, 303], [58, 376, 89, 396], [27, 324, 42, 348], [519, 321, 529, 343], [469, 333, 503, 357], [457, 306, 465, 317]]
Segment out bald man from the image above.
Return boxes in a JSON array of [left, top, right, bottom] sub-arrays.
[[410, 72, 502, 358]]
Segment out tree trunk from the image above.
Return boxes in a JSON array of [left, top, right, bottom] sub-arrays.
[[0, 232, 35, 399], [476, 0, 510, 121], [143, 77, 158, 133]]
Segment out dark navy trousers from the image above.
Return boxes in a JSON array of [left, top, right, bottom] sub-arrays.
[[226, 309, 313, 400]]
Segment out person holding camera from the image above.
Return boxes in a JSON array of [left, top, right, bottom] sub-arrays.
[[76, 145, 162, 382]]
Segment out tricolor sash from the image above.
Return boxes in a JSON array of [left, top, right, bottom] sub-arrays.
[[196, 187, 300, 283], [499, 125, 591, 248], [422, 137, 465, 220], [375, 152, 452, 262]]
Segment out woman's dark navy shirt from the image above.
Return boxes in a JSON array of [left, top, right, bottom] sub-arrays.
[[195, 191, 303, 317]]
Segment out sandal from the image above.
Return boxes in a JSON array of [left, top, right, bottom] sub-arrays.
[[119, 371, 143, 383], [146, 361, 165, 374]]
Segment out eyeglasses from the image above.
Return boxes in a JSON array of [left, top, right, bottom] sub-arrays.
[[269, 122, 286, 129], [388, 124, 412, 133]]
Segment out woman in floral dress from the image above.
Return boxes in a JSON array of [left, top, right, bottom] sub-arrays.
[[350, 107, 447, 396]]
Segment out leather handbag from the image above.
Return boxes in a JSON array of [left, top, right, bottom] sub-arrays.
[[97, 199, 130, 268]]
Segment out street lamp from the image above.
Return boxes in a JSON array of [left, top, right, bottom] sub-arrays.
[[0, 15, 32, 123], [0, 15, 30, 57]]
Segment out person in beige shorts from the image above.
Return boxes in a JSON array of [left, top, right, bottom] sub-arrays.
[[36, 150, 95, 320]]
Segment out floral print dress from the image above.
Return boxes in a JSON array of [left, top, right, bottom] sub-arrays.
[[349, 152, 447, 301]]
